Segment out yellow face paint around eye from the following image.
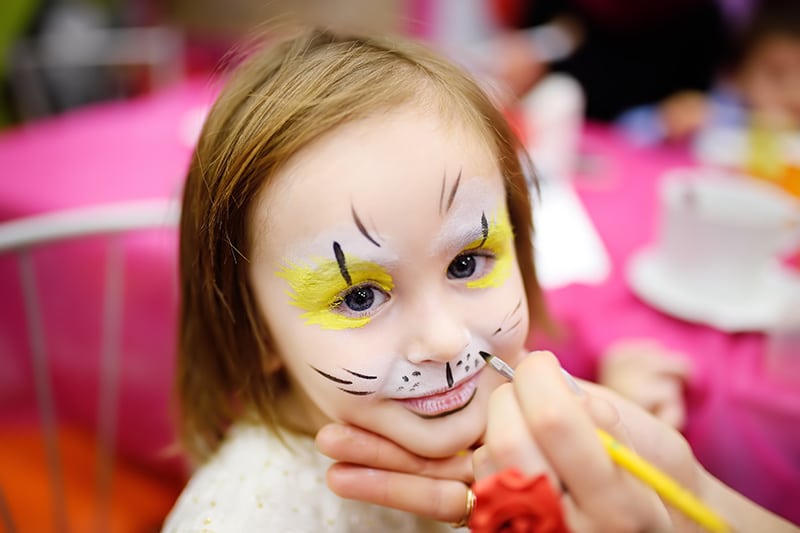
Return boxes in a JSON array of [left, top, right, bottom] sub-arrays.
[[276, 254, 394, 330], [465, 206, 515, 289]]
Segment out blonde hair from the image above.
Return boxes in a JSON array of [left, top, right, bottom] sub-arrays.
[[177, 28, 546, 461]]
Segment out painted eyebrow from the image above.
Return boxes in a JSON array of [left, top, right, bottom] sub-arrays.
[[351, 204, 381, 248], [436, 209, 496, 256], [332, 241, 352, 285], [464, 211, 490, 248], [438, 168, 463, 214], [478, 211, 489, 248]]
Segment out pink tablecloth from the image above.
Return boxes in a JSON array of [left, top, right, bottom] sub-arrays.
[[542, 125, 800, 524], [0, 78, 218, 481], [0, 80, 797, 523]]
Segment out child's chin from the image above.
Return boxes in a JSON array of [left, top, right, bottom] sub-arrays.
[[397, 423, 482, 459]]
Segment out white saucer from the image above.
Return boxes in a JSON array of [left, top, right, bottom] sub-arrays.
[[627, 247, 800, 332]]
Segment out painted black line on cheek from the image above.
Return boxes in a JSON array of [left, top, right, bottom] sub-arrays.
[[338, 388, 375, 396], [446, 362, 454, 388], [345, 369, 377, 380], [311, 365, 352, 385], [495, 298, 522, 335], [332, 241, 352, 285], [351, 205, 381, 248], [446, 168, 462, 212]]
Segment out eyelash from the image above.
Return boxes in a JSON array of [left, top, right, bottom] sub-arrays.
[[331, 282, 391, 318], [329, 248, 497, 319], [448, 249, 496, 280]]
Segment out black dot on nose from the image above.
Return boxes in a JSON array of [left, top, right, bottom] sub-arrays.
[[412, 371, 421, 376], [402, 376, 409, 382]]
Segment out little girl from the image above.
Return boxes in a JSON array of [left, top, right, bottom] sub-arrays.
[[164, 27, 548, 531]]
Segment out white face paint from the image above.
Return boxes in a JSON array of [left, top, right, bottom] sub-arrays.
[[249, 107, 529, 458]]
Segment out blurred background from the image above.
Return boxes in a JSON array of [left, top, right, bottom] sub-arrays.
[[1, 0, 799, 532], [0, 0, 410, 127]]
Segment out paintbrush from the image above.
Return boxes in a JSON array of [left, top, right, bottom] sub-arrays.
[[478, 351, 731, 533]]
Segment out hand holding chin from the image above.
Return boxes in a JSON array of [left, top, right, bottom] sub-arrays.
[[315, 423, 475, 524]]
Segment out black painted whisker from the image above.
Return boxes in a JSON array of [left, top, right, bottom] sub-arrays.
[[345, 369, 377, 380], [506, 318, 522, 332], [338, 388, 375, 396], [312, 366, 352, 385]]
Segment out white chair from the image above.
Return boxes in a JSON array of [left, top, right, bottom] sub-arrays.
[[0, 198, 180, 532]]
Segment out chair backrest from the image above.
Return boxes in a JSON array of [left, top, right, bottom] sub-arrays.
[[0, 198, 180, 532]]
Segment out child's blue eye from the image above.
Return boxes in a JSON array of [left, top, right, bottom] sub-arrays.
[[345, 286, 375, 311], [448, 254, 477, 279], [447, 252, 494, 282], [334, 283, 390, 316]]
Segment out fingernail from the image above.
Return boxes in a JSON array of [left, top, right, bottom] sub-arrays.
[[560, 368, 585, 396]]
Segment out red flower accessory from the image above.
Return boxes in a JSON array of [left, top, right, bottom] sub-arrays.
[[469, 468, 568, 533]]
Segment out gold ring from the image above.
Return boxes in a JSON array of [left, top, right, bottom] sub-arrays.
[[450, 485, 477, 529]]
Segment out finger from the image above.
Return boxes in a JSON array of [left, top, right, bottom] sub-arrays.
[[583, 390, 639, 454], [632, 377, 687, 425], [653, 353, 693, 378], [513, 352, 617, 510], [471, 445, 493, 480], [581, 380, 696, 481], [482, 382, 558, 482], [316, 424, 472, 483], [654, 399, 686, 430], [521, 362, 673, 531], [326, 463, 471, 523]]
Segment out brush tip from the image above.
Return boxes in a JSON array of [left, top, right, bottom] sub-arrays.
[[478, 350, 492, 361]]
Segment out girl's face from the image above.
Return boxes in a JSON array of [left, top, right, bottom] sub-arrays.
[[249, 107, 529, 458], [738, 35, 800, 126]]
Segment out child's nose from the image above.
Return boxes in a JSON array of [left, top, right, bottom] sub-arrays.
[[404, 298, 470, 364]]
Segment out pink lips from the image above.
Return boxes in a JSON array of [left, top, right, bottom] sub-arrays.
[[398, 372, 480, 417]]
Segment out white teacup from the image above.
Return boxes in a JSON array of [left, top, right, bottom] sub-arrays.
[[656, 168, 800, 301]]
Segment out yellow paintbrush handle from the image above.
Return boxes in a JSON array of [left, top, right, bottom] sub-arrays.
[[597, 429, 731, 533]]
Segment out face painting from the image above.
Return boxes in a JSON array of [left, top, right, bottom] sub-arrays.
[[249, 107, 530, 458]]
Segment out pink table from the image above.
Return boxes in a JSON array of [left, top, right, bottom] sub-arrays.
[[0, 78, 218, 481], [0, 81, 797, 523], [542, 124, 800, 524]]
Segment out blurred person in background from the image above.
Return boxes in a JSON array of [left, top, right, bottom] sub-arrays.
[[481, 0, 730, 121], [618, 0, 800, 144]]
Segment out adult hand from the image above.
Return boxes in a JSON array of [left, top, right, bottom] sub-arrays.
[[599, 339, 692, 429], [475, 351, 701, 531], [317, 351, 704, 530], [315, 423, 475, 524]]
